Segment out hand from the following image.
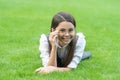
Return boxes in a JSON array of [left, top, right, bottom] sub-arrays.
[[49, 30, 58, 47], [35, 66, 57, 74]]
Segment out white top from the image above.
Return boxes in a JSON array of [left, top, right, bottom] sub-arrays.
[[39, 32, 86, 68]]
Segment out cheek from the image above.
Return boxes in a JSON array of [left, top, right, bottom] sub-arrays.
[[71, 32, 75, 37], [57, 33, 62, 39]]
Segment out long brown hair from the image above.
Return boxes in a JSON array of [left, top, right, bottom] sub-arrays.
[[61, 36, 78, 67], [49, 11, 77, 67]]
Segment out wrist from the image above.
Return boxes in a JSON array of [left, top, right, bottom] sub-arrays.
[[51, 45, 57, 51]]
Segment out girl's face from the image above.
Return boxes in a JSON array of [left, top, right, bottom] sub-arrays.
[[53, 21, 75, 47]]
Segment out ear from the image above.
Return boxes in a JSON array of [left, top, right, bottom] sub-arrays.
[[51, 28, 55, 32]]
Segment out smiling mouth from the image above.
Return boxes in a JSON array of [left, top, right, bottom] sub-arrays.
[[64, 38, 70, 41], [62, 38, 71, 43]]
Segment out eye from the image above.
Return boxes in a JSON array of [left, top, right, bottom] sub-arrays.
[[69, 28, 73, 32], [60, 29, 65, 32]]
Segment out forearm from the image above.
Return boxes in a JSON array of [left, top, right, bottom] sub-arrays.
[[35, 66, 71, 73], [54, 67, 72, 72], [47, 47, 57, 66]]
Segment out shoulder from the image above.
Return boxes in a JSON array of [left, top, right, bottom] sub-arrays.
[[40, 34, 47, 39], [75, 32, 86, 48], [76, 32, 85, 39], [40, 34, 47, 40], [76, 32, 86, 43], [39, 34, 49, 50], [40, 34, 48, 41]]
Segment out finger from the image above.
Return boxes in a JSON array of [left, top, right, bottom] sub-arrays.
[[35, 68, 41, 73], [49, 33, 58, 41], [39, 69, 50, 74], [53, 35, 58, 41], [38, 71, 49, 74], [50, 30, 58, 36]]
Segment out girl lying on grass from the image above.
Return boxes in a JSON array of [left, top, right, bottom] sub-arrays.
[[35, 11, 91, 73]]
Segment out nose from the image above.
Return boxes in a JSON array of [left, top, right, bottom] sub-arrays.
[[65, 32, 69, 36]]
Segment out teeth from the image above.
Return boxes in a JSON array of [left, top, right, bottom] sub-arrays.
[[64, 38, 69, 39], [65, 38, 69, 40], [64, 39, 70, 42]]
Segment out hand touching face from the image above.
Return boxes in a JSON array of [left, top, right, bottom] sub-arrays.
[[49, 30, 59, 47]]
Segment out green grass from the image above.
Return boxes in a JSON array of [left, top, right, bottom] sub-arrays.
[[0, 0, 120, 80]]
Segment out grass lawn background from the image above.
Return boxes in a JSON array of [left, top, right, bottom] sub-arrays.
[[0, 0, 120, 80]]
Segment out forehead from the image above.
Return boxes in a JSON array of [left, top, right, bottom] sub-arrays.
[[56, 21, 75, 29]]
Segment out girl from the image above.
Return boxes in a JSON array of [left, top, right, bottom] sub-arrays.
[[35, 12, 91, 73]]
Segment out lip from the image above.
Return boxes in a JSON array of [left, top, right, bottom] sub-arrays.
[[64, 38, 70, 41], [63, 38, 71, 42]]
